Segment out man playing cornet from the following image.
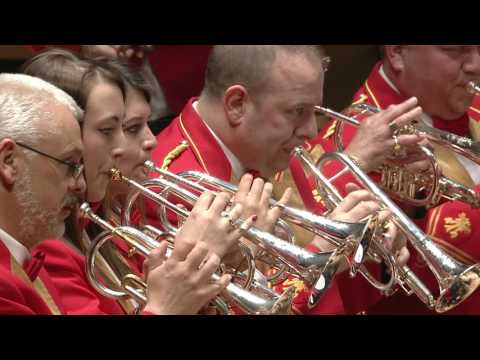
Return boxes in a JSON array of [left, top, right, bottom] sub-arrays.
[[292, 45, 480, 314], [150, 45, 412, 314], [0, 73, 250, 315]]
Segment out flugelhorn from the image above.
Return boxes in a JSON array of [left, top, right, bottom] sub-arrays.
[[79, 202, 296, 315], [117, 165, 376, 307], [315, 104, 480, 208], [294, 147, 480, 312]]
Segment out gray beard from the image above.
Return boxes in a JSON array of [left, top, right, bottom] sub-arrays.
[[14, 170, 64, 245]]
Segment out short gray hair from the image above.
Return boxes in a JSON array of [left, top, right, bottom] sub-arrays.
[[0, 73, 83, 147]]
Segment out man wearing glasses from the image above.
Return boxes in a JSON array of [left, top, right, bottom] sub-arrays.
[[0, 73, 234, 315], [0, 73, 86, 314]]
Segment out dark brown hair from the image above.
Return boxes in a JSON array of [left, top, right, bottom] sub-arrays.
[[21, 48, 128, 113]]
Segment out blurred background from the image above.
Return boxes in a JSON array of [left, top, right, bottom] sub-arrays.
[[0, 45, 381, 126], [0, 45, 32, 72]]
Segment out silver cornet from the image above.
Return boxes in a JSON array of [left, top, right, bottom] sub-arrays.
[[118, 164, 377, 308], [293, 147, 480, 312], [79, 202, 296, 315]]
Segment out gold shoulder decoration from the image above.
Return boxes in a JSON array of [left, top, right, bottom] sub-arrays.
[[322, 120, 337, 140], [444, 212, 472, 239], [322, 95, 368, 140], [161, 140, 189, 170], [351, 94, 368, 106], [281, 277, 306, 298], [308, 145, 326, 205]]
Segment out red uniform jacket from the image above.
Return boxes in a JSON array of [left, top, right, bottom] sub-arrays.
[[33, 240, 125, 315], [30, 200, 149, 315], [290, 61, 480, 314], [150, 97, 346, 315], [27, 45, 212, 115], [0, 240, 66, 315]]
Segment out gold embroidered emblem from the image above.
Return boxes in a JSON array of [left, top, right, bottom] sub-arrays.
[[161, 140, 189, 170], [281, 277, 306, 298], [444, 212, 472, 239]]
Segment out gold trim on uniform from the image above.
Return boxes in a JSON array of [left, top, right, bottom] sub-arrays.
[[10, 257, 62, 315], [365, 80, 382, 109], [429, 235, 477, 265], [323, 120, 338, 139], [469, 106, 480, 116], [426, 206, 441, 236], [323, 95, 369, 140], [179, 115, 210, 174], [351, 94, 368, 106]]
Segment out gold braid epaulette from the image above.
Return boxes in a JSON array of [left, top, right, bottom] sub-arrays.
[[161, 140, 189, 170]]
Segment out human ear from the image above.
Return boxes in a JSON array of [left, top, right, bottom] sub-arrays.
[[0, 139, 18, 188], [223, 85, 249, 127], [385, 45, 408, 72]]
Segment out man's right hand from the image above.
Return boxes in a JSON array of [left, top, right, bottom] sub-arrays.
[[345, 97, 425, 172]]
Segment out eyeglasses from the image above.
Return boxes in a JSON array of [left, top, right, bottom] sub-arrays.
[[322, 56, 331, 73], [16, 142, 84, 180]]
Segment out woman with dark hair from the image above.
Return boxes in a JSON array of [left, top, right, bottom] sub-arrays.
[[27, 45, 213, 133]]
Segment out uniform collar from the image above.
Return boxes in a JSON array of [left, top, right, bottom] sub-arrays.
[[178, 98, 234, 181], [0, 226, 31, 266], [378, 64, 401, 95], [192, 100, 246, 181]]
